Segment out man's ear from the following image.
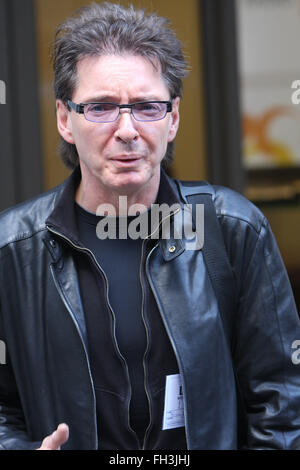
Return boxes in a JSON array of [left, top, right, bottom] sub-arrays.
[[56, 100, 75, 144], [168, 97, 180, 143]]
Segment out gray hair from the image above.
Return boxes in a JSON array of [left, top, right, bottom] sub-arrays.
[[52, 2, 189, 169]]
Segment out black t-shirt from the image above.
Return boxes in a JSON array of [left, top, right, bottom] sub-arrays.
[[75, 203, 149, 441]]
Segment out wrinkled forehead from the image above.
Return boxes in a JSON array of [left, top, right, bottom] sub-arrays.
[[72, 53, 170, 100]]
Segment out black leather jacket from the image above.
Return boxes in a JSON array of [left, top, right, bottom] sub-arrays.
[[0, 169, 299, 450]]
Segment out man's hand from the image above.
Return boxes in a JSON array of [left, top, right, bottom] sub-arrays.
[[37, 423, 69, 450]]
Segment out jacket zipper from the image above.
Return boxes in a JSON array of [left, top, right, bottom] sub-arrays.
[[49, 263, 98, 450], [47, 226, 140, 448], [139, 208, 182, 449], [139, 237, 152, 450], [144, 243, 190, 449]]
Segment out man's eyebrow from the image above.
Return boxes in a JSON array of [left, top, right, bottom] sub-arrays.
[[81, 95, 118, 103], [131, 96, 165, 102], [81, 95, 165, 103]]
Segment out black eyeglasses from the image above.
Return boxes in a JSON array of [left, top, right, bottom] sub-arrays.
[[67, 100, 172, 123]]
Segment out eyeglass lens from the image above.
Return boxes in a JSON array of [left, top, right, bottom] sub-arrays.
[[84, 102, 168, 122]]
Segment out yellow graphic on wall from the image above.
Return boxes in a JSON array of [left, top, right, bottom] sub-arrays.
[[243, 106, 298, 168]]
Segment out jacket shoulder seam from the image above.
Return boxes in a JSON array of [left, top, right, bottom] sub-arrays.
[[0, 227, 48, 251], [216, 211, 266, 236]]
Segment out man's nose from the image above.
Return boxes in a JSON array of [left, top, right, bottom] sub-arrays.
[[114, 109, 139, 143]]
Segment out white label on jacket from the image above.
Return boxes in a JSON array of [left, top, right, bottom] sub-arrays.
[[162, 374, 185, 430]]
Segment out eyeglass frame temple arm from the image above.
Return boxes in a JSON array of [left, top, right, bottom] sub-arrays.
[[67, 100, 84, 114]]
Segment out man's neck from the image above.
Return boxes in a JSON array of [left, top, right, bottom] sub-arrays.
[[75, 172, 160, 216]]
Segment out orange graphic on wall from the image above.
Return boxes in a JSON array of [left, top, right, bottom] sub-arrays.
[[243, 106, 298, 167]]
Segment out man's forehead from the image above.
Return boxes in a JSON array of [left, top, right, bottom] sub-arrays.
[[76, 53, 162, 77], [78, 51, 161, 63], [73, 53, 168, 100]]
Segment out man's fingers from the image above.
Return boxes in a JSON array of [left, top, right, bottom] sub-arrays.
[[37, 423, 69, 450], [50, 423, 69, 449]]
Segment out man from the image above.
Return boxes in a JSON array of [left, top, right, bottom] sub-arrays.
[[0, 2, 300, 451]]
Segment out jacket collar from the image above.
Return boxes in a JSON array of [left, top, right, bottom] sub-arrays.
[[45, 165, 186, 261], [46, 166, 84, 248]]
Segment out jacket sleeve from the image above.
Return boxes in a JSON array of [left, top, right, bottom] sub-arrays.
[[0, 319, 42, 450], [232, 216, 300, 449]]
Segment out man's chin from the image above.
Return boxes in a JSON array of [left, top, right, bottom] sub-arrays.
[[110, 177, 148, 195], [107, 169, 152, 191]]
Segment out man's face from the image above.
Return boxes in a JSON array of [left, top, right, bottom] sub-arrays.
[[57, 54, 180, 199]]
